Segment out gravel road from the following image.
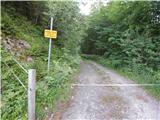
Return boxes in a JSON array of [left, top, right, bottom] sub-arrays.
[[57, 61, 160, 120]]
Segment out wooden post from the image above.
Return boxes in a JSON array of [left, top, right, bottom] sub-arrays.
[[28, 69, 36, 120]]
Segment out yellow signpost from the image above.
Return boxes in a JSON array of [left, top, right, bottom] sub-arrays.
[[44, 29, 57, 39], [44, 17, 57, 73]]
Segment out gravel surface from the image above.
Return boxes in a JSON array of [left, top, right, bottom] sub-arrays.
[[59, 61, 160, 120]]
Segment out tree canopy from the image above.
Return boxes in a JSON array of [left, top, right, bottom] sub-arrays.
[[81, 1, 160, 70]]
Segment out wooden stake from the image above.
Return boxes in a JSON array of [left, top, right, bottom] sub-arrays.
[[28, 69, 36, 120]]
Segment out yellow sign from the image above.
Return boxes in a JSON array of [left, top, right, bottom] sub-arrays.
[[44, 30, 57, 39]]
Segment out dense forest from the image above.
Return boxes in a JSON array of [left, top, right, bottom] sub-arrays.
[[82, 1, 160, 98], [82, 1, 160, 70], [1, 1, 160, 120]]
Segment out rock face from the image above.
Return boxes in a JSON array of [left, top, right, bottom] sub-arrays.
[[2, 37, 31, 57]]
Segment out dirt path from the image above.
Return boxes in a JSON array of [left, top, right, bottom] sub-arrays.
[[58, 61, 160, 120]]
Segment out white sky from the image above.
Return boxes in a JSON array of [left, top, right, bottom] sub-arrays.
[[79, 0, 109, 15]]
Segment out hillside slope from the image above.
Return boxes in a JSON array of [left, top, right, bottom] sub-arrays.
[[1, 3, 82, 119]]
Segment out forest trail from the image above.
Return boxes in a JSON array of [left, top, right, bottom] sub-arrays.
[[56, 61, 160, 120]]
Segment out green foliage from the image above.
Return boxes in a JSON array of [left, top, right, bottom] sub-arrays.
[[82, 1, 160, 69], [1, 1, 84, 119], [46, 1, 86, 55], [1, 50, 28, 120], [1, 1, 49, 26]]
